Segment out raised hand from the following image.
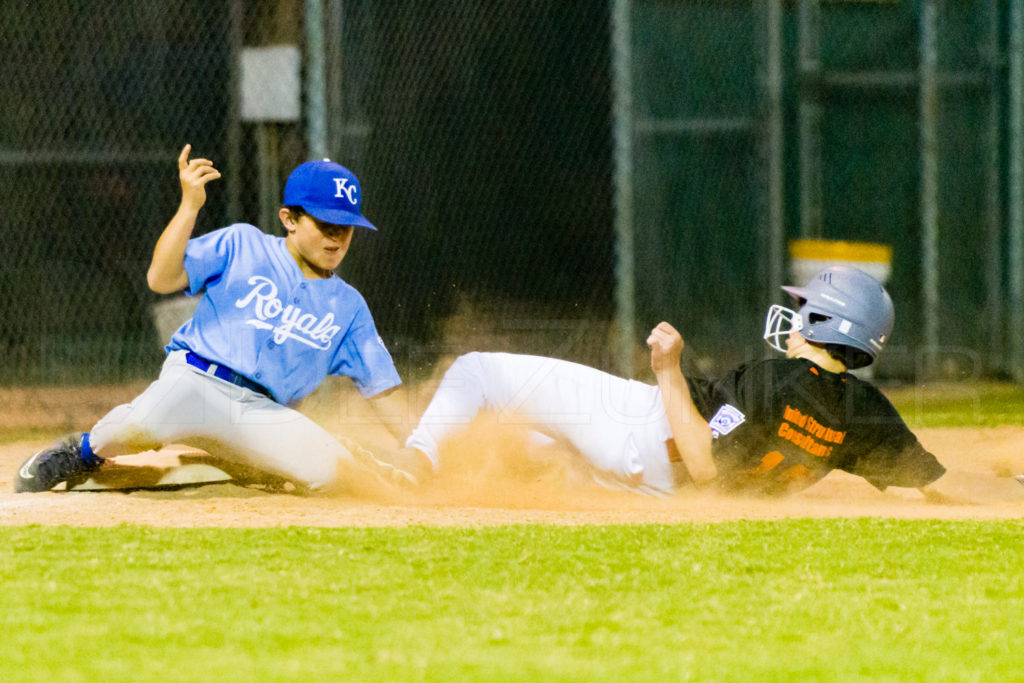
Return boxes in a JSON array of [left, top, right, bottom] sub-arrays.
[[177, 144, 221, 211], [647, 321, 684, 374]]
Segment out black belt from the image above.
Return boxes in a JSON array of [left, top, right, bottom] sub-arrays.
[[185, 352, 274, 400]]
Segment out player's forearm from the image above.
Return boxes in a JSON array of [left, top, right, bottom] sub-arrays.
[[367, 388, 412, 444], [655, 368, 716, 484], [146, 204, 198, 293]]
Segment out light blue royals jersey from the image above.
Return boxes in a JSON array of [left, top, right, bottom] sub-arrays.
[[166, 223, 401, 405]]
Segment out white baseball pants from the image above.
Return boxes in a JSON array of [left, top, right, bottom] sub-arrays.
[[406, 352, 677, 493], [88, 350, 352, 490]]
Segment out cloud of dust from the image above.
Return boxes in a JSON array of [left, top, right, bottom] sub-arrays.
[[350, 414, 663, 511]]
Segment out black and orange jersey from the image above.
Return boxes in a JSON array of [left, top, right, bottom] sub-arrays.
[[685, 358, 945, 496]]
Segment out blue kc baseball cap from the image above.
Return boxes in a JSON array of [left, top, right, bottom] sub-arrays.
[[283, 159, 377, 230]]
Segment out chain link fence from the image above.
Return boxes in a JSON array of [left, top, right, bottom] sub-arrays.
[[0, 0, 234, 384], [802, 0, 1003, 380], [0, 0, 1019, 387], [325, 2, 616, 373], [627, 1, 765, 376]]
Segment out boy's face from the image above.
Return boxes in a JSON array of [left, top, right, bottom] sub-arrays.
[[784, 331, 807, 358], [280, 208, 354, 276]]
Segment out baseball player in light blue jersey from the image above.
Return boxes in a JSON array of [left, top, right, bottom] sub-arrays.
[[15, 145, 412, 493]]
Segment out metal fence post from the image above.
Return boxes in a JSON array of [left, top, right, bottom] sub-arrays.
[[798, 0, 822, 239], [610, 0, 636, 377], [226, 0, 244, 223], [305, 0, 328, 160], [919, 0, 940, 377], [1010, 0, 1024, 380], [985, 0, 1004, 374], [764, 0, 785, 299]]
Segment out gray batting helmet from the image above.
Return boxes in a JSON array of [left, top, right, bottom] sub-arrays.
[[764, 265, 894, 368]]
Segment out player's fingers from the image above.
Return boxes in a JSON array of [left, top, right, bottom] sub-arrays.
[[646, 328, 668, 347], [178, 144, 191, 170], [648, 326, 670, 346], [651, 327, 674, 343], [648, 326, 683, 357], [182, 162, 217, 185], [196, 169, 222, 185], [654, 321, 680, 338]]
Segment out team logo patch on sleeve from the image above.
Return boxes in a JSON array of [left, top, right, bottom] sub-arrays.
[[709, 404, 746, 439]]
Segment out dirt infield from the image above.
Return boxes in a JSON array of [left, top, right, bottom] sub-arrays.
[[2, 422, 1023, 527], [2, 382, 1023, 527]]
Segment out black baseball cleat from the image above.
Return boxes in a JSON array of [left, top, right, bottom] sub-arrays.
[[13, 434, 104, 493]]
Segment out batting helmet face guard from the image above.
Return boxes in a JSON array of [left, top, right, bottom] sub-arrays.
[[763, 265, 895, 368]]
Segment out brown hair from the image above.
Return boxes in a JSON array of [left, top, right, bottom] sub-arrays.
[[824, 343, 873, 370]]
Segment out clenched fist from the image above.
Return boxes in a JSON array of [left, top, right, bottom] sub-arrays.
[[647, 321, 684, 374]]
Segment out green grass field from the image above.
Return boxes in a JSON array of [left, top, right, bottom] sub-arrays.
[[2, 521, 1024, 682], [883, 382, 1024, 428], [3, 383, 1022, 681]]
